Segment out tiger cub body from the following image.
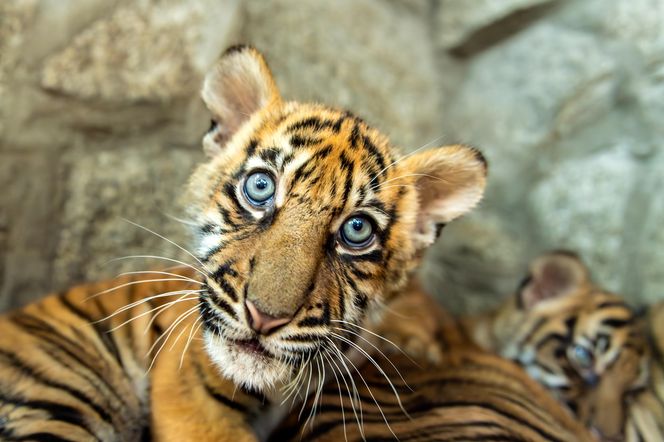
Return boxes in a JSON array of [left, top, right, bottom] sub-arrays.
[[273, 283, 594, 441], [0, 45, 488, 441], [464, 251, 663, 441]]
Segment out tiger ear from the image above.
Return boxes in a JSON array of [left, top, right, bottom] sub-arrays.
[[201, 45, 282, 156], [518, 251, 591, 309], [399, 145, 487, 250]]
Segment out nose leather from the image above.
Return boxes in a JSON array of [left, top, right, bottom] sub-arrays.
[[245, 300, 292, 334]]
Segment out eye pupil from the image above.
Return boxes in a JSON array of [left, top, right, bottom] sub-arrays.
[[243, 172, 275, 206], [255, 177, 268, 190], [340, 216, 374, 248], [573, 345, 593, 367]]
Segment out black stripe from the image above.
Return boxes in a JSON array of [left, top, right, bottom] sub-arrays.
[[601, 317, 633, 328], [194, 361, 249, 414], [222, 182, 252, 221], [0, 393, 97, 439], [290, 135, 322, 148], [59, 296, 125, 374], [206, 292, 238, 321], [0, 349, 114, 426], [286, 117, 337, 133], [10, 313, 121, 400]]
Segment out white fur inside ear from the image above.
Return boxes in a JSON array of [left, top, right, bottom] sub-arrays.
[[401, 145, 487, 249]]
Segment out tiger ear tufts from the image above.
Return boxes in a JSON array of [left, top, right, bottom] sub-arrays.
[[518, 251, 591, 309], [201, 45, 282, 156], [399, 144, 488, 250]]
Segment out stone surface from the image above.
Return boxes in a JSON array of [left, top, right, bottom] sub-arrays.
[[420, 211, 528, 314], [41, 0, 241, 103], [633, 153, 664, 305], [52, 145, 202, 289], [0, 153, 61, 310], [0, 0, 37, 137], [436, 0, 556, 49], [557, 0, 664, 59], [528, 146, 640, 292], [443, 23, 617, 206], [242, 0, 440, 149]]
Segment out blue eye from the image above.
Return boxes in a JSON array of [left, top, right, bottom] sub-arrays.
[[340, 216, 374, 248], [243, 172, 275, 206], [571, 344, 593, 369]]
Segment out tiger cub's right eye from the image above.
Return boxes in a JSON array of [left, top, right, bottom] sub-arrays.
[[243, 172, 275, 206]]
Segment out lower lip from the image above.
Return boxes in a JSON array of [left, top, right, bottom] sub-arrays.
[[234, 338, 271, 357]]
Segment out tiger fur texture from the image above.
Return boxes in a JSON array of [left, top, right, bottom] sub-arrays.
[[273, 282, 594, 441], [464, 251, 664, 441], [0, 45, 488, 441]]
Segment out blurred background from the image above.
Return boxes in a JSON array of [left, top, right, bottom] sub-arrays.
[[1, 0, 663, 314]]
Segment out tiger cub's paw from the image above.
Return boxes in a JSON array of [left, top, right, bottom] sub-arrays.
[[375, 286, 444, 366]]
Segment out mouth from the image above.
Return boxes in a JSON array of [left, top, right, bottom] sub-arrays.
[[232, 337, 273, 358]]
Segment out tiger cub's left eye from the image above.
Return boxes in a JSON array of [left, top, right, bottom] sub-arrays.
[[244, 172, 275, 206], [340, 216, 374, 248], [571, 344, 593, 368]]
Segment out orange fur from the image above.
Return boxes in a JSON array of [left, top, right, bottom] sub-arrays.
[[0, 45, 487, 440]]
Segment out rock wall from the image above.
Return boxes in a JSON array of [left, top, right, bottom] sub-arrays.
[[1, 0, 662, 313]]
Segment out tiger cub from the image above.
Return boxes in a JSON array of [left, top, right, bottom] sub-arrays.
[[272, 281, 595, 441], [463, 251, 663, 441], [0, 45, 488, 441]]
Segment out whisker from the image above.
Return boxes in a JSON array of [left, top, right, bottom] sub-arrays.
[[117, 270, 202, 285], [330, 332, 411, 421], [298, 359, 315, 421], [327, 337, 399, 439], [331, 319, 420, 366], [106, 255, 209, 279], [321, 347, 353, 442], [376, 172, 443, 190], [86, 277, 202, 301], [160, 211, 199, 227], [179, 320, 203, 369], [107, 294, 199, 332], [369, 134, 446, 184], [146, 305, 199, 373], [324, 337, 365, 437], [142, 293, 198, 336], [94, 288, 204, 322], [121, 218, 207, 269], [332, 326, 413, 390]]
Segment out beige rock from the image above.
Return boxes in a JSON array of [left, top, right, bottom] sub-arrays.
[[242, 0, 440, 149], [436, 0, 557, 49], [420, 211, 528, 314], [52, 145, 202, 289], [41, 0, 241, 103]]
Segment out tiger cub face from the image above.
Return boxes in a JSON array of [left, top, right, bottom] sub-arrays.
[[486, 251, 649, 439], [186, 46, 487, 392]]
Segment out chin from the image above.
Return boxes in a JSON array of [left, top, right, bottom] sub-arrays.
[[203, 330, 291, 391]]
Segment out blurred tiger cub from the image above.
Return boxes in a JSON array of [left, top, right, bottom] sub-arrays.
[[0, 46, 488, 441], [463, 251, 664, 441]]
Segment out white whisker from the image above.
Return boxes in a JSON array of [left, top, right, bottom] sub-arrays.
[[331, 319, 420, 366], [107, 294, 199, 332], [369, 134, 446, 184], [331, 332, 410, 423], [106, 255, 209, 279], [333, 326, 413, 390], [95, 288, 203, 322], [121, 218, 207, 269], [118, 270, 201, 285]]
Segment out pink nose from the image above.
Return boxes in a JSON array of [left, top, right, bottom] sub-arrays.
[[245, 300, 292, 335]]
